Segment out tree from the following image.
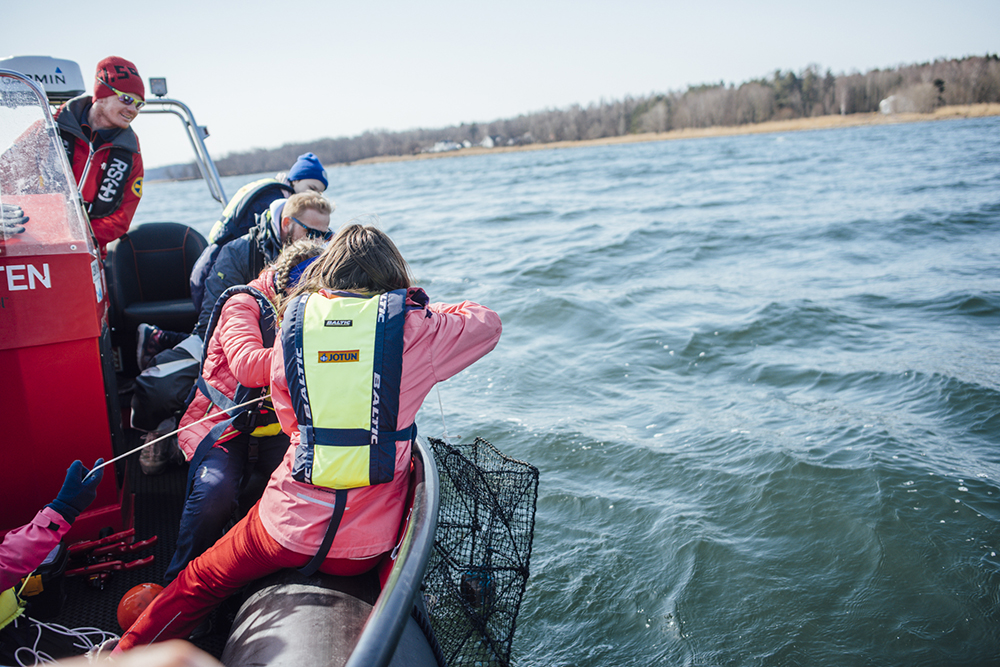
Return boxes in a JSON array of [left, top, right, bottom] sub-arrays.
[[186, 55, 1000, 176]]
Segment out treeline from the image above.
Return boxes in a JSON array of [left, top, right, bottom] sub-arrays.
[[160, 54, 1000, 179]]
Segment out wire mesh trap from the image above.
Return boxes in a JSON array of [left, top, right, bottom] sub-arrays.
[[423, 437, 539, 667]]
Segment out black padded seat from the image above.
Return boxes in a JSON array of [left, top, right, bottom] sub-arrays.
[[107, 222, 207, 376]]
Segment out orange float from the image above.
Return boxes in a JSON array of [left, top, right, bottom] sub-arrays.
[[116, 583, 163, 631]]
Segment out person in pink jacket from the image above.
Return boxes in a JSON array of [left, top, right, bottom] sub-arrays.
[[163, 240, 324, 584], [1, 461, 103, 620], [116, 223, 501, 652]]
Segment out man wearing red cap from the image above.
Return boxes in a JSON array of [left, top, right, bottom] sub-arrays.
[[54, 56, 145, 255]]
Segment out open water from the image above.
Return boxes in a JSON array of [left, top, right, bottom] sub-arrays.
[[136, 116, 1000, 667]]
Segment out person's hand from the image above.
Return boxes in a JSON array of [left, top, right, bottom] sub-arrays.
[[47, 459, 104, 524], [57, 639, 222, 666]]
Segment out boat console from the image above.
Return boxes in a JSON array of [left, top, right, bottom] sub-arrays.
[[0, 67, 128, 542]]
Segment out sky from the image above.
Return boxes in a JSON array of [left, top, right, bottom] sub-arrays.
[[4, 0, 998, 168]]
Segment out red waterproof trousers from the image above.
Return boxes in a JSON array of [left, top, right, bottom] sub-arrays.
[[115, 503, 379, 653]]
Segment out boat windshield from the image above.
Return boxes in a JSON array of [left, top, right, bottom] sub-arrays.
[[0, 70, 93, 257]]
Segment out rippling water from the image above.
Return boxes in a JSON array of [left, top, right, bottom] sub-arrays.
[[137, 117, 1000, 666]]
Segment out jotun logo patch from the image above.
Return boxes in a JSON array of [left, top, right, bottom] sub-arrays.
[[318, 350, 359, 363]]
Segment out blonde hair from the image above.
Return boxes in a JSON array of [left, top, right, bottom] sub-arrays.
[[282, 223, 412, 312], [270, 239, 325, 296], [284, 191, 333, 219]]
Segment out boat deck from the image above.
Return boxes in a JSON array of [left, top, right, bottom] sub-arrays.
[[49, 429, 231, 660]]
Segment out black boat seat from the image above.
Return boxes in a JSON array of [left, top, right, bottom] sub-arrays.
[[121, 298, 197, 326], [106, 222, 207, 376]]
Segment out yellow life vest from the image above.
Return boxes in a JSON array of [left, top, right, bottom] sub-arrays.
[[207, 178, 287, 245], [282, 289, 414, 489]]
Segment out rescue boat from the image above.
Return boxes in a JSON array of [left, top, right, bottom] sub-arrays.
[[0, 58, 475, 667]]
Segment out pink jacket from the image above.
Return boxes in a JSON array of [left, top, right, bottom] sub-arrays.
[[0, 508, 71, 591], [178, 271, 279, 460], [261, 288, 502, 560]]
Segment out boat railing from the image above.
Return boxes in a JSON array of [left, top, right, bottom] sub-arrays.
[[139, 98, 227, 206], [346, 436, 441, 667]]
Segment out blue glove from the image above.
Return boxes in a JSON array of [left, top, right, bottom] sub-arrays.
[[47, 459, 104, 524]]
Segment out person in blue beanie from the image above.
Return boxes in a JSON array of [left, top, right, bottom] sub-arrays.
[[187, 152, 329, 326], [282, 152, 328, 193]]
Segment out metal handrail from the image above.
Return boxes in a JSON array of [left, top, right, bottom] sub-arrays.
[[140, 98, 227, 205]]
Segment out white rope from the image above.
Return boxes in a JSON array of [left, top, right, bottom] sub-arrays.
[[9, 614, 119, 666], [434, 385, 459, 444], [146, 611, 183, 646], [84, 394, 271, 482]]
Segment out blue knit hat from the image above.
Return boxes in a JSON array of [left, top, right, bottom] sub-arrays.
[[287, 152, 328, 190]]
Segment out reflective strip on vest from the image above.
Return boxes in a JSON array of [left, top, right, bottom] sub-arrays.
[[283, 290, 408, 489]]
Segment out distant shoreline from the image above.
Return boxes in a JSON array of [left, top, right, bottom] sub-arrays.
[[348, 103, 1000, 167], [148, 104, 1000, 180]]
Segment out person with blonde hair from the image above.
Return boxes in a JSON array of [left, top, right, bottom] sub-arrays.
[[115, 223, 501, 652]]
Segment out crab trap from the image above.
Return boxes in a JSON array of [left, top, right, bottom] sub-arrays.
[[423, 437, 539, 667]]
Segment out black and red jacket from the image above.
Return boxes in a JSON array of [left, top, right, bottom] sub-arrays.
[[54, 95, 143, 255]]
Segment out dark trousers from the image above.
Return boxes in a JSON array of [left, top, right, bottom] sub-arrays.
[[164, 431, 288, 583]]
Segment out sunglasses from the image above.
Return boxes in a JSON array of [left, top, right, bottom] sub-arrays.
[[99, 79, 145, 110], [290, 216, 333, 241]]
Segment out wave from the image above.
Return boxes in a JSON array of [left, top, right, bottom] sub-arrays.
[[138, 117, 1000, 667], [852, 290, 1000, 321]]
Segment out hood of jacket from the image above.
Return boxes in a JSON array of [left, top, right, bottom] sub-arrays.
[[248, 198, 285, 265]]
